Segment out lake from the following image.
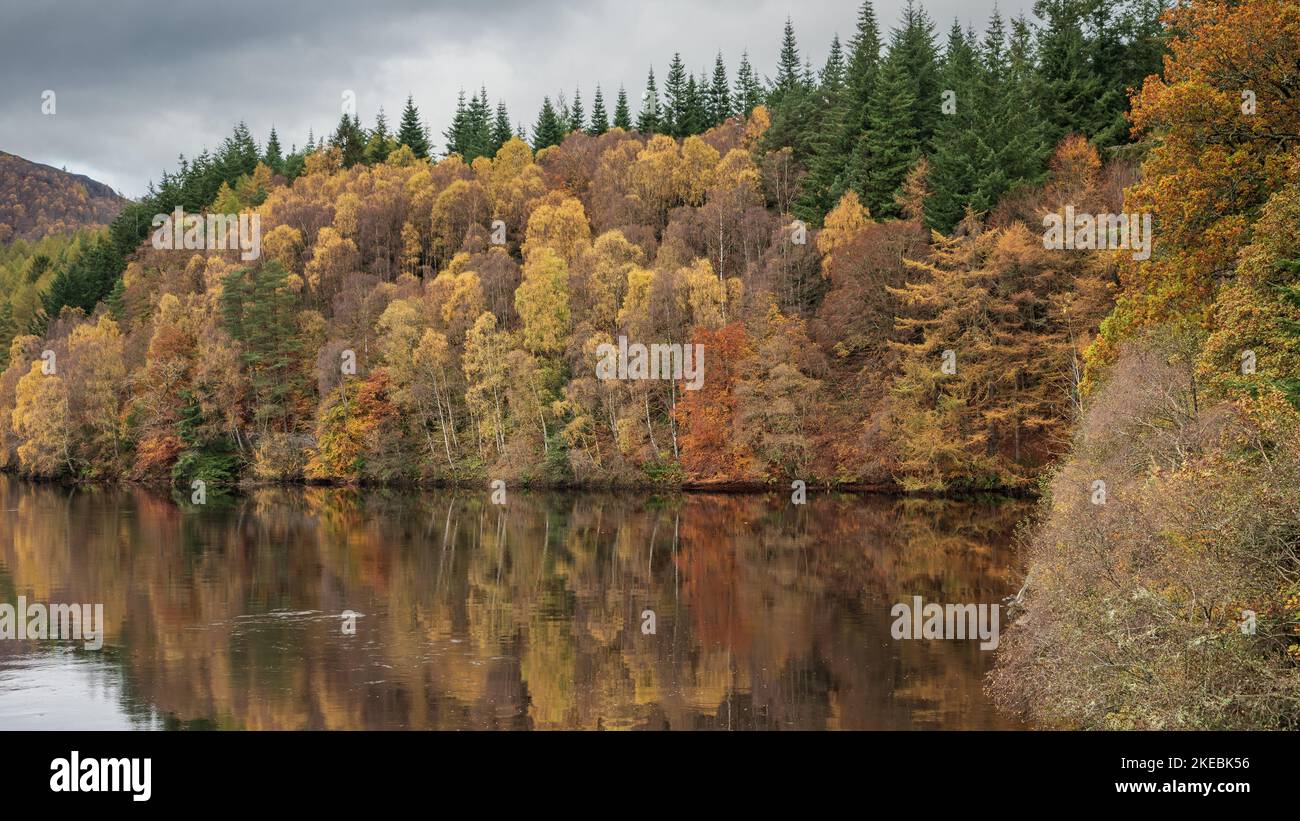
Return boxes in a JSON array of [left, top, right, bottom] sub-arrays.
[[0, 476, 1029, 730]]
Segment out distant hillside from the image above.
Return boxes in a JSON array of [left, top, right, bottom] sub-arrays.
[[0, 150, 126, 243]]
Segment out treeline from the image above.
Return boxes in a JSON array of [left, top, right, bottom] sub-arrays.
[[16, 0, 1166, 377]]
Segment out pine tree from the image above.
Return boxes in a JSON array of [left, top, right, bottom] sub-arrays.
[[763, 22, 818, 167], [613, 85, 632, 130], [854, 40, 919, 219], [708, 52, 731, 125], [468, 87, 493, 160], [770, 17, 803, 109], [397, 95, 430, 158], [996, 16, 1051, 187], [263, 127, 284, 174], [491, 101, 513, 153], [365, 107, 394, 164], [330, 111, 365, 167], [568, 87, 585, 134], [1035, 0, 1107, 144], [637, 67, 661, 133], [794, 34, 851, 223], [532, 96, 565, 150], [664, 53, 688, 137], [845, 0, 883, 124], [924, 21, 993, 232], [894, 0, 941, 150], [734, 50, 763, 117], [589, 85, 609, 135], [445, 89, 469, 157]]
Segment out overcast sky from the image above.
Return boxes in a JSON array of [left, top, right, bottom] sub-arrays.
[[0, 0, 1031, 198]]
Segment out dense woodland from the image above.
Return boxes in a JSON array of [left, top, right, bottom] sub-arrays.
[[0, 0, 1297, 727], [1, 0, 1162, 491]]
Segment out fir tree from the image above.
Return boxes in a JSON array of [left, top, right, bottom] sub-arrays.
[[263, 127, 284, 174], [532, 96, 565, 150], [589, 85, 610, 135], [568, 86, 586, 134], [854, 40, 919, 218], [924, 21, 994, 232], [613, 85, 632, 130], [708, 52, 732, 125], [491, 101, 514, 153], [637, 67, 661, 133], [397, 94, 430, 158], [734, 49, 763, 117], [771, 17, 803, 106], [664, 53, 688, 137]]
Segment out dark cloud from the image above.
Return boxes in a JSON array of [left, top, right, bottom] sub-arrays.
[[0, 0, 1028, 197]]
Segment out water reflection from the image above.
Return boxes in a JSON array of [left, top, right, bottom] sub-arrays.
[[0, 477, 1027, 730]]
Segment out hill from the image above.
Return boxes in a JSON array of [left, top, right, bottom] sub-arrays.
[[0, 150, 125, 243]]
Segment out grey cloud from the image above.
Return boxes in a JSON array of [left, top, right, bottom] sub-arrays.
[[0, 0, 1028, 197]]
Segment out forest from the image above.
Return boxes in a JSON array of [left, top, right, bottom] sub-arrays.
[[0, 0, 1297, 728]]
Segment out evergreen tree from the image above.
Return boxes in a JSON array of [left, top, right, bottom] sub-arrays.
[[637, 67, 661, 133], [365, 107, 394, 164], [263, 127, 284, 174], [568, 86, 586, 134], [770, 17, 803, 109], [924, 21, 994, 232], [1035, 0, 1108, 144], [853, 39, 919, 219], [894, 0, 941, 149], [708, 52, 732, 125], [763, 23, 818, 167], [794, 34, 851, 223], [397, 95, 430, 158], [330, 111, 365, 167], [468, 87, 493, 159], [734, 50, 763, 117], [532, 96, 565, 150], [613, 85, 632, 130], [843, 0, 882, 139], [589, 85, 610, 135], [491, 101, 514, 153], [664, 53, 688, 137], [445, 89, 469, 157], [996, 15, 1051, 185]]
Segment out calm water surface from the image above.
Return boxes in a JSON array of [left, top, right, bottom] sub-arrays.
[[0, 477, 1028, 729]]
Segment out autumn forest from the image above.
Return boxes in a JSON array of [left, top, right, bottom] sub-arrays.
[[0, 0, 1297, 729]]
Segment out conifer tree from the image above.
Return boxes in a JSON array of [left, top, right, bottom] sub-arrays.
[[664, 53, 688, 137], [894, 0, 941, 149], [734, 50, 763, 117], [769, 17, 803, 109], [1035, 0, 1107, 144], [854, 40, 919, 219], [708, 52, 731, 125], [794, 34, 851, 222], [397, 94, 430, 158], [569, 87, 585, 134], [263, 127, 284, 174], [924, 21, 994, 232], [491, 101, 514, 153], [637, 68, 661, 133], [589, 85, 609, 135], [613, 85, 632, 130], [532, 96, 565, 150]]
